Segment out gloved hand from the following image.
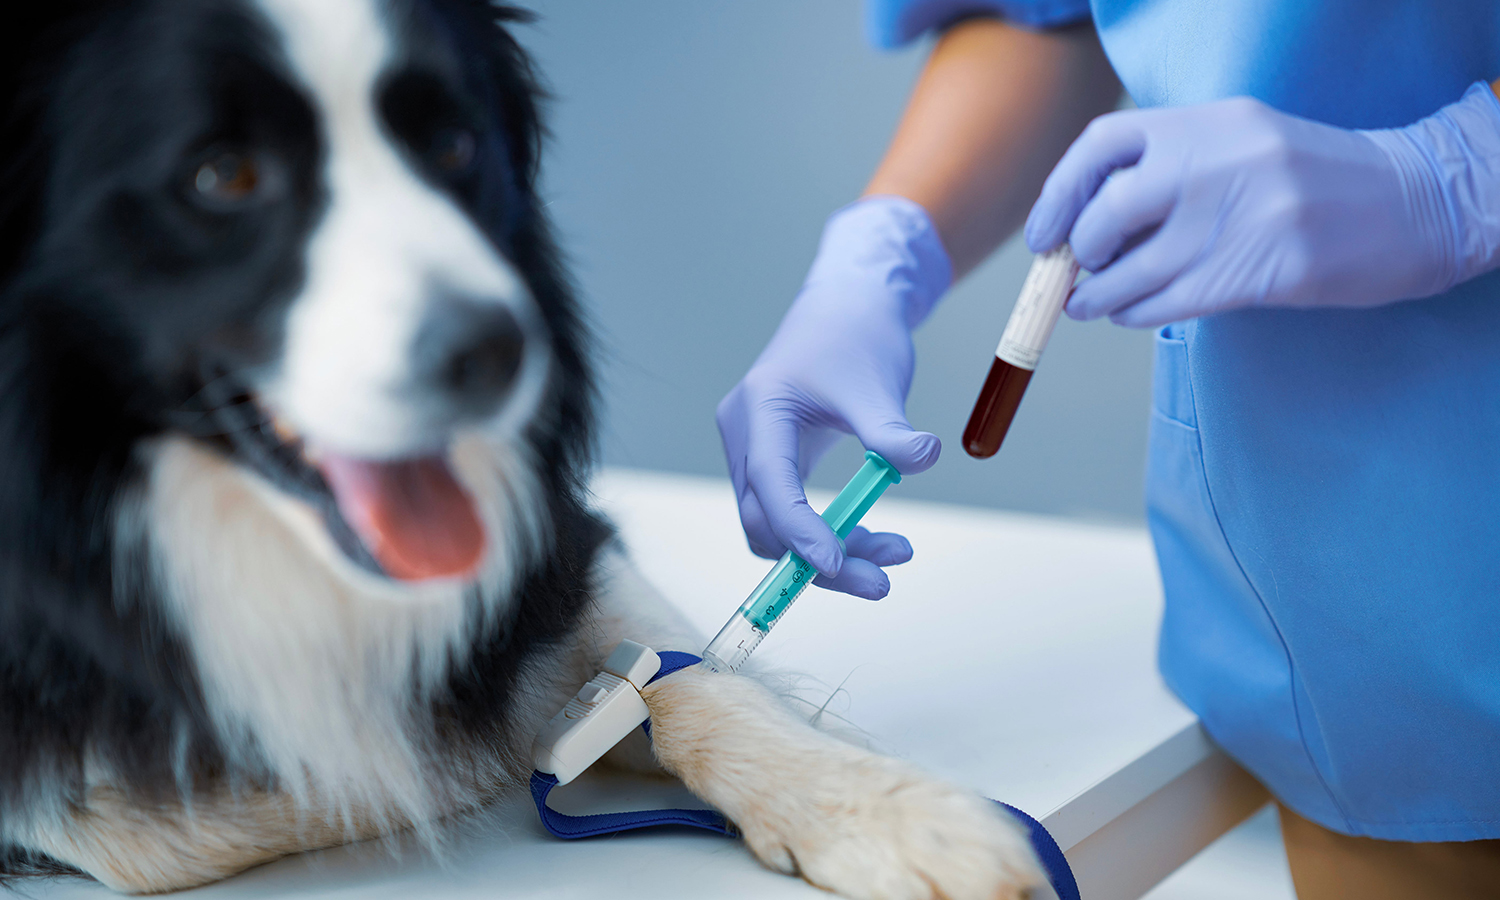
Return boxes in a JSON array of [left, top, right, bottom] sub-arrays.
[[1025, 82, 1500, 327], [717, 196, 951, 599]]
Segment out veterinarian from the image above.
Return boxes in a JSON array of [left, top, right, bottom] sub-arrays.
[[716, 1, 1500, 896]]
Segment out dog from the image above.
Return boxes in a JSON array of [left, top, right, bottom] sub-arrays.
[[0, 2, 1044, 897]]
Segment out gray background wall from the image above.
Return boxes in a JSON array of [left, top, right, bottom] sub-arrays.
[[518, 0, 1154, 522]]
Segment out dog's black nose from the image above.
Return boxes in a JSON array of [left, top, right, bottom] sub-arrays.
[[413, 297, 526, 416]]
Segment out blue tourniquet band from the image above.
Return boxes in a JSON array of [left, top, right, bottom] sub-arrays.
[[530, 652, 1080, 899], [997, 802, 1081, 900], [530, 651, 733, 838], [529, 772, 733, 838]]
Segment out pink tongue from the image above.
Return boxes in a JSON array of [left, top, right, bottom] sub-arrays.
[[316, 454, 485, 581]]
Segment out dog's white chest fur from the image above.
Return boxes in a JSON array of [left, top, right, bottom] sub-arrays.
[[3, 2, 1045, 896], [131, 434, 546, 822]]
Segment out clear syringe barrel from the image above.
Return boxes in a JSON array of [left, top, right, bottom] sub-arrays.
[[701, 451, 901, 673]]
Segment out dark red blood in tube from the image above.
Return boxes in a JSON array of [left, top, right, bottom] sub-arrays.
[[962, 357, 1034, 459]]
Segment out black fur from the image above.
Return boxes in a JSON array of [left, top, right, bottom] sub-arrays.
[[0, 0, 602, 880]]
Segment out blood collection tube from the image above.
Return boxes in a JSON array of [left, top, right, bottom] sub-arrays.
[[962, 245, 1080, 459]]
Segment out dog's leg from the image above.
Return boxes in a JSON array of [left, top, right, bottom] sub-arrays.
[[20, 784, 392, 894], [543, 545, 705, 777], [580, 548, 1046, 900]]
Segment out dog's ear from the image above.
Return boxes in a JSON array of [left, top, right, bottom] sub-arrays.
[[0, 2, 117, 295], [458, 3, 546, 198], [439, 2, 598, 478]]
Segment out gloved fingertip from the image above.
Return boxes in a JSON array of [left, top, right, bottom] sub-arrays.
[[1072, 246, 1105, 273], [811, 557, 891, 599], [1064, 295, 1094, 321], [1024, 222, 1045, 255], [844, 530, 913, 567], [867, 427, 942, 475], [861, 571, 892, 601], [1025, 209, 1062, 255], [896, 431, 941, 474], [849, 558, 892, 599], [802, 541, 843, 579]]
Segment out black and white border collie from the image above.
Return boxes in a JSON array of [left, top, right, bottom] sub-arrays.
[[0, 2, 1041, 897]]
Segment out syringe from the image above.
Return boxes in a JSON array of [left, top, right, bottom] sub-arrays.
[[701, 451, 901, 674], [531, 452, 901, 786]]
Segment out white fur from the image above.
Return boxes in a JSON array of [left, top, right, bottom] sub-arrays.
[[131, 432, 547, 833], [48, 0, 563, 859], [563, 552, 1048, 900], [13, 4, 1045, 896], [19, 535, 1047, 900], [644, 669, 1046, 900], [254, 0, 550, 459], [128, 1, 561, 824]]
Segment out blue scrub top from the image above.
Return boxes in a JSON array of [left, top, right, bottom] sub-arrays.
[[871, 0, 1500, 842]]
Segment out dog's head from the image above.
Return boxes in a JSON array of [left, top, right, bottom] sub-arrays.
[[1, 0, 590, 586]]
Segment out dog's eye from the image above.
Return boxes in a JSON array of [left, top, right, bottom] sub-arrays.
[[431, 127, 476, 175], [194, 152, 261, 204]]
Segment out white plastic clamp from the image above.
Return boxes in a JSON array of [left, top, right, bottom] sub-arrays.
[[531, 640, 661, 785]]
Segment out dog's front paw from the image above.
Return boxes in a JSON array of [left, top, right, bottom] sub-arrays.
[[644, 668, 1045, 900], [738, 750, 1044, 900]]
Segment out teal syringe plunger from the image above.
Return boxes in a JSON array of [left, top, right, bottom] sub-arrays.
[[701, 451, 901, 674]]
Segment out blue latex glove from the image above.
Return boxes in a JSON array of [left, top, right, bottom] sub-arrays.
[[1025, 83, 1500, 327], [717, 196, 951, 599]]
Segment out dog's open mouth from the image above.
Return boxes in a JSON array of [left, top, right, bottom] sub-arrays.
[[314, 452, 485, 582], [189, 376, 485, 583]]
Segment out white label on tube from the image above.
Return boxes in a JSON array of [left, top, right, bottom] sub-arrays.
[[995, 245, 1081, 371]]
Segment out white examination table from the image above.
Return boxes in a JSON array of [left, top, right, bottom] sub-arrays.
[[35, 468, 1266, 900]]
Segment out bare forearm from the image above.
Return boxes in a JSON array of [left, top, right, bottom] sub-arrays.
[[864, 18, 1120, 278]]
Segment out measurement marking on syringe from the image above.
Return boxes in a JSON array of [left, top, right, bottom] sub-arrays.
[[700, 452, 903, 674]]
